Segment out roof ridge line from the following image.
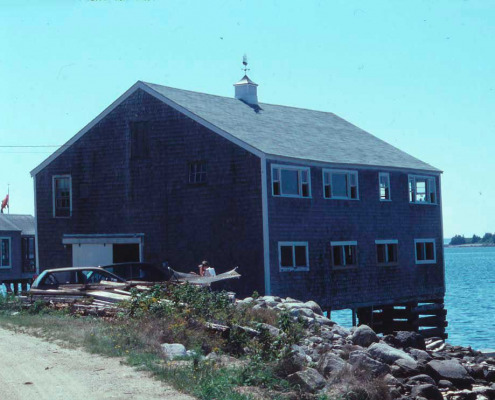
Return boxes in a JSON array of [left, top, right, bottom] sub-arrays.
[[141, 81, 340, 116]]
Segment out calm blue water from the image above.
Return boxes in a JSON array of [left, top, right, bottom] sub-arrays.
[[331, 247, 495, 350]]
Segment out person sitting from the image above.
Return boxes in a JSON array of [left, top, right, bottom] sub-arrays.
[[198, 260, 216, 277]]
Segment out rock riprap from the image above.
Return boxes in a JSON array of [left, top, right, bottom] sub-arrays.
[[231, 295, 495, 399]]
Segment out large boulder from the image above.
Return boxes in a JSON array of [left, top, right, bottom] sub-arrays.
[[257, 323, 281, 338], [287, 368, 326, 393], [331, 325, 351, 338], [161, 343, 187, 360], [274, 344, 310, 377], [394, 331, 426, 350], [303, 300, 323, 316], [351, 325, 379, 347], [426, 359, 475, 389], [315, 315, 335, 327], [368, 343, 417, 367], [407, 374, 437, 386], [410, 384, 443, 400], [348, 350, 390, 377], [394, 358, 421, 377], [317, 352, 348, 377], [274, 351, 306, 377], [409, 348, 433, 363]]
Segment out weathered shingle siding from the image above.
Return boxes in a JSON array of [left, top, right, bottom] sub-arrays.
[[35, 89, 264, 296], [267, 160, 444, 310], [0, 231, 23, 281]]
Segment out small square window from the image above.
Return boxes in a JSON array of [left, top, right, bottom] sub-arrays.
[[189, 162, 207, 184], [279, 242, 309, 271], [415, 239, 436, 264], [376, 240, 398, 265], [331, 241, 357, 268]]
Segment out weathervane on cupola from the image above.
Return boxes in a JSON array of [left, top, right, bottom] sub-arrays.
[[234, 55, 259, 105], [242, 54, 250, 74]]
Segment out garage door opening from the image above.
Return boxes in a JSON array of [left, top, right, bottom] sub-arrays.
[[113, 244, 140, 263], [63, 234, 144, 268]]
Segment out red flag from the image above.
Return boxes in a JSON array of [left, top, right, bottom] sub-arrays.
[[1, 194, 8, 213]]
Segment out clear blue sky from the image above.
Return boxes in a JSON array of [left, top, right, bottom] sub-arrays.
[[1, 0, 494, 238]]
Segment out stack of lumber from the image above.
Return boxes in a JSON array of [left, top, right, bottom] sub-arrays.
[[18, 280, 156, 316]]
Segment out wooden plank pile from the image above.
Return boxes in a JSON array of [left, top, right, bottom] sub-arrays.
[[18, 281, 157, 316]]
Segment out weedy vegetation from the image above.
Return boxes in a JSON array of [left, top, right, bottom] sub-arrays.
[[0, 285, 389, 400]]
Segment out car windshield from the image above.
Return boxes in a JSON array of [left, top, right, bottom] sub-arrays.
[[104, 264, 167, 281], [36, 269, 123, 287]]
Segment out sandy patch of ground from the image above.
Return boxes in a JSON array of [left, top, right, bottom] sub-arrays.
[[0, 327, 194, 400]]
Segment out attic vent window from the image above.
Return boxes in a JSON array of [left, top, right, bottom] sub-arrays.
[[409, 175, 436, 204], [130, 121, 150, 159], [323, 170, 359, 200], [189, 162, 207, 184], [272, 165, 311, 198]]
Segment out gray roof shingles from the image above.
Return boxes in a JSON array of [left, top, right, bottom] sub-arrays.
[[143, 82, 440, 172], [0, 214, 35, 235]]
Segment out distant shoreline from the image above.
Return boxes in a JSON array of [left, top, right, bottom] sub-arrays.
[[445, 243, 495, 248]]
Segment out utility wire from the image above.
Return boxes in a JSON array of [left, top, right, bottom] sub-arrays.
[[0, 145, 66, 148]]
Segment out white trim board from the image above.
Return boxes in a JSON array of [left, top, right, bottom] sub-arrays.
[[260, 155, 271, 295], [62, 234, 144, 245]]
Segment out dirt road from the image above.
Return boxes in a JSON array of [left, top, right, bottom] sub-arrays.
[[0, 327, 194, 400]]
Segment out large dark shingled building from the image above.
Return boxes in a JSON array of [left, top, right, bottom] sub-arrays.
[[31, 73, 446, 337]]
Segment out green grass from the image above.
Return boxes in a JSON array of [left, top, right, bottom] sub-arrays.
[[0, 286, 389, 400]]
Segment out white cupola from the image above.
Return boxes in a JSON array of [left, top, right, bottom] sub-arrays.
[[233, 56, 258, 105]]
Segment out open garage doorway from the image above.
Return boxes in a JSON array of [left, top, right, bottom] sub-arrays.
[[63, 234, 144, 267], [113, 244, 140, 263]]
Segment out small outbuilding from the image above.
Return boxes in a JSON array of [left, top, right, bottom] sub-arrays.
[[0, 214, 36, 285]]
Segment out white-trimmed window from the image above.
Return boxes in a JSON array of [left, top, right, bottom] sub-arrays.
[[331, 241, 358, 268], [379, 172, 391, 201], [415, 239, 436, 264], [53, 175, 72, 218], [409, 175, 436, 204], [189, 161, 207, 184], [272, 165, 311, 198], [0, 237, 11, 269], [376, 240, 398, 265], [323, 169, 359, 200], [278, 242, 309, 271]]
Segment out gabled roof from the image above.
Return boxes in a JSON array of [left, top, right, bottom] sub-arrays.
[[31, 80, 440, 176], [0, 214, 35, 235]]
